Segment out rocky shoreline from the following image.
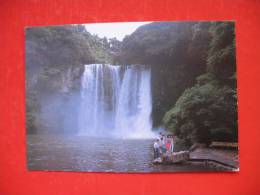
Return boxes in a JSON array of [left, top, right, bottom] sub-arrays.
[[188, 146, 239, 171], [153, 141, 239, 171]]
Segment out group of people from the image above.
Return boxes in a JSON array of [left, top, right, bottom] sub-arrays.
[[153, 132, 174, 159]]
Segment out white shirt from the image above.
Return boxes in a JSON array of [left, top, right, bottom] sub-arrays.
[[153, 142, 159, 149]]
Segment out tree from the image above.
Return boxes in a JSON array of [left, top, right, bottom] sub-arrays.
[[163, 22, 237, 145]]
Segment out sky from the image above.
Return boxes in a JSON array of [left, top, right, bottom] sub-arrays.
[[84, 22, 151, 41]]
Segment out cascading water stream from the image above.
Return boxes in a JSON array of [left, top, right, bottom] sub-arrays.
[[79, 64, 154, 138]]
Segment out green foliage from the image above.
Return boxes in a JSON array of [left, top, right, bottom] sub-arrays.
[[163, 78, 237, 145], [109, 37, 122, 53], [117, 22, 212, 126], [26, 21, 237, 141], [163, 22, 237, 145], [118, 22, 196, 64], [26, 24, 115, 134], [207, 22, 236, 80], [26, 24, 112, 69]]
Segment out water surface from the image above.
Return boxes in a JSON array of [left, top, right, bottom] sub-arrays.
[[27, 135, 213, 172]]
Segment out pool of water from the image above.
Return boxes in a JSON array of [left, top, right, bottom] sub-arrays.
[[27, 135, 213, 172]]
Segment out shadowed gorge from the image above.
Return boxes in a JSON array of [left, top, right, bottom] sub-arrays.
[[116, 21, 237, 145], [26, 21, 237, 146], [26, 21, 238, 173]]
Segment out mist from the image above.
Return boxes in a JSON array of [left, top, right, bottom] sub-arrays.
[[34, 64, 155, 138]]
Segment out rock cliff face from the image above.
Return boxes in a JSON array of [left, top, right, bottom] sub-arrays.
[[26, 22, 237, 145], [116, 22, 212, 127], [116, 22, 237, 144], [26, 25, 111, 134], [32, 66, 83, 134]]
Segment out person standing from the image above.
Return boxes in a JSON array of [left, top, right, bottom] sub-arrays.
[[159, 135, 166, 154], [153, 139, 160, 159]]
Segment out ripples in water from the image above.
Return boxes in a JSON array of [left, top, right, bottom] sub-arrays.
[[27, 135, 213, 172]]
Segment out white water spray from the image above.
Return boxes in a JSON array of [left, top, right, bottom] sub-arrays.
[[79, 64, 154, 138]]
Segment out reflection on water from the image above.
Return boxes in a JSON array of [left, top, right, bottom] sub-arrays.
[[27, 135, 212, 172]]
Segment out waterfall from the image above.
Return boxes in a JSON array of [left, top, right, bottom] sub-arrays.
[[79, 64, 154, 138]]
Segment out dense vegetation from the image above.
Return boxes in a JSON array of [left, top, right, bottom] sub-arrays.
[[116, 22, 212, 127], [26, 25, 114, 133], [26, 22, 237, 146], [117, 22, 237, 145], [163, 22, 237, 145]]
